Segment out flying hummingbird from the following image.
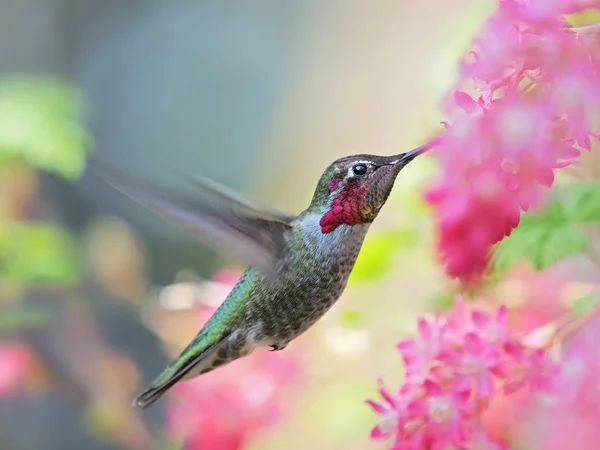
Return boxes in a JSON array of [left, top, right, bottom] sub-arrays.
[[94, 144, 429, 409]]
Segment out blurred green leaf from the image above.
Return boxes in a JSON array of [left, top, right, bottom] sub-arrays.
[[349, 229, 415, 284], [0, 307, 48, 330], [339, 309, 365, 328], [0, 76, 90, 178], [429, 291, 455, 311], [562, 182, 600, 222], [538, 223, 588, 269], [0, 222, 81, 284], [494, 201, 588, 272], [571, 290, 600, 317], [566, 8, 600, 27]]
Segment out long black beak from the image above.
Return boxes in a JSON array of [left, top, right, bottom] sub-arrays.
[[389, 142, 432, 166]]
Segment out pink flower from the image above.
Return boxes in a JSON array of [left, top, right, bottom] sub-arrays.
[[397, 315, 447, 379], [446, 300, 509, 348], [0, 342, 33, 397], [408, 380, 471, 449], [439, 333, 500, 398], [425, 0, 600, 283], [167, 354, 300, 450], [464, 424, 509, 450], [368, 380, 471, 450], [501, 342, 554, 394], [166, 270, 303, 450], [368, 300, 560, 449], [366, 381, 414, 442]]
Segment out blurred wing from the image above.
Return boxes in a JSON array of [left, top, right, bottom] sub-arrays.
[[176, 170, 296, 223], [91, 162, 295, 276]]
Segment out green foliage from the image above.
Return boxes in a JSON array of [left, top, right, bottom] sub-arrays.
[[566, 8, 600, 27], [493, 181, 600, 273], [339, 309, 365, 328], [561, 181, 600, 222], [0, 76, 90, 178], [429, 291, 456, 311], [494, 202, 587, 272], [0, 222, 81, 284], [0, 76, 89, 289], [571, 290, 600, 317], [349, 229, 416, 284]]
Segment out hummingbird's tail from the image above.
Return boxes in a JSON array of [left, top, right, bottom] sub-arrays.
[[134, 379, 178, 409], [133, 346, 214, 409], [133, 331, 250, 409], [133, 338, 224, 409]]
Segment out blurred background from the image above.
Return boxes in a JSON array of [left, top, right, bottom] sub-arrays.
[[0, 1, 520, 449]]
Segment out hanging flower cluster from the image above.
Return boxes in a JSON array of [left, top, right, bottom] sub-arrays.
[[426, 0, 600, 283]]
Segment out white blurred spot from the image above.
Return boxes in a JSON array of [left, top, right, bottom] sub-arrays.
[[499, 106, 537, 147], [522, 322, 557, 348], [158, 279, 232, 310], [473, 172, 502, 201], [323, 325, 370, 356], [196, 280, 235, 307], [159, 283, 199, 310]]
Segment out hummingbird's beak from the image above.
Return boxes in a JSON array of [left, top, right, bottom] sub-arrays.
[[388, 143, 431, 166]]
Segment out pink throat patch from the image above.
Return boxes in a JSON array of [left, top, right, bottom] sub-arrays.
[[328, 175, 342, 191], [320, 180, 367, 233]]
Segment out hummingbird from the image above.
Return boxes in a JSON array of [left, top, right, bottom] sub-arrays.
[[94, 144, 429, 409]]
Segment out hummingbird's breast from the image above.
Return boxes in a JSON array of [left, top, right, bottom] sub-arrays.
[[244, 212, 370, 345]]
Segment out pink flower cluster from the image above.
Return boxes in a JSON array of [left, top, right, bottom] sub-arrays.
[[367, 300, 553, 449], [0, 341, 33, 397], [166, 271, 302, 450], [426, 0, 600, 283], [167, 349, 300, 450]]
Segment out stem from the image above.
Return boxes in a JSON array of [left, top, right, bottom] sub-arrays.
[[545, 300, 600, 350]]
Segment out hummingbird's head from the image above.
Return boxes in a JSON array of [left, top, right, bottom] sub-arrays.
[[309, 146, 427, 234]]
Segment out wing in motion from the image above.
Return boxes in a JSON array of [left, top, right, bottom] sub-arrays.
[[91, 161, 295, 276]]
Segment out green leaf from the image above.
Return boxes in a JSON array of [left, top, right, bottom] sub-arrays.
[[571, 290, 600, 317], [562, 182, 600, 223], [349, 229, 415, 284], [0, 76, 90, 178], [429, 291, 455, 311], [0, 222, 81, 284], [537, 223, 588, 269], [494, 225, 546, 273], [493, 201, 588, 272], [339, 309, 365, 328], [0, 307, 49, 331]]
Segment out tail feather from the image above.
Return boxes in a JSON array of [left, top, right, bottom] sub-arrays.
[[134, 378, 181, 409], [133, 341, 220, 409]]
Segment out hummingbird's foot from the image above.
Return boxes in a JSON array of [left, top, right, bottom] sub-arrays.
[[269, 343, 286, 351]]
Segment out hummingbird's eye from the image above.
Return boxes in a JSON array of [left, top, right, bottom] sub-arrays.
[[352, 164, 368, 176]]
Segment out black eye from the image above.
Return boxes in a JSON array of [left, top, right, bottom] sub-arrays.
[[352, 164, 368, 176]]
